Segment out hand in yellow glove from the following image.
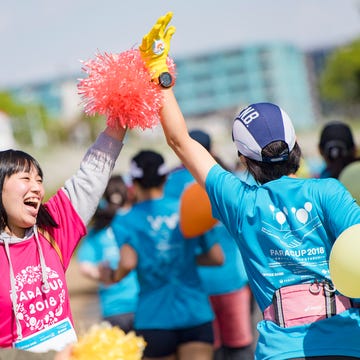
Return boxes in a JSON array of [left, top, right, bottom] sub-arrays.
[[139, 12, 176, 81]]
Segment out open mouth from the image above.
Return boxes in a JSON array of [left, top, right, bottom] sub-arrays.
[[24, 199, 39, 209]]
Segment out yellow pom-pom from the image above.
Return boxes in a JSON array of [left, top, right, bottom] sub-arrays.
[[71, 322, 146, 360]]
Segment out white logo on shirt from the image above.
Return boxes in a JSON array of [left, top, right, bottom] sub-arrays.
[[262, 201, 322, 248], [147, 214, 179, 231], [13, 266, 65, 331]]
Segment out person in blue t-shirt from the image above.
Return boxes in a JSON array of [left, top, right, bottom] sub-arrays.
[[197, 223, 255, 360], [101, 150, 224, 360], [137, 13, 360, 360], [76, 175, 139, 333], [166, 129, 255, 360]]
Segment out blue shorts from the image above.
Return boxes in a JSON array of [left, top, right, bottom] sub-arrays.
[[136, 321, 214, 357]]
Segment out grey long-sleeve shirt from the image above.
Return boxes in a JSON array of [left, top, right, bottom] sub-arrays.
[[63, 131, 123, 226]]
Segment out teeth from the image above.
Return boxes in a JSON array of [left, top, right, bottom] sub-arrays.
[[24, 199, 39, 208], [25, 198, 38, 203]]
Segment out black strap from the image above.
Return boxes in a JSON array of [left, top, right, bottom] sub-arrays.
[[272, 289, 285, 327], [324, 281, 336, 317]]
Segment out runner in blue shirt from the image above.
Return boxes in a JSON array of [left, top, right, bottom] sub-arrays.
[[166, 129, 255, 359], [77, 175, 139, 332], [101, 150, 224, 360], [137, 12, 360, 360], [197, 223, 255, 360]]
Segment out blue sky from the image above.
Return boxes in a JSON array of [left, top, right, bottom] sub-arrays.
[[1, 0, 360, 88]]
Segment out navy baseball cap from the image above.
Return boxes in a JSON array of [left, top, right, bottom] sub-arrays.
[[319, 121, 354, 159], [189, 129, 211, 151], [232, 102, 296, 162], [129, 150, 168, 179]]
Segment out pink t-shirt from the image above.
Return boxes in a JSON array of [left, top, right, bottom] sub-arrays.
[[0, 189, 86, 347]]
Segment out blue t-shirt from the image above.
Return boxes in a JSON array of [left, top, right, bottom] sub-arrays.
[[166, 166, 254, 296], [206, 164, 360, 359], [164, 166, 194, 198], [77, 225, 139, 317], [111, 196, 215, 330], [197, 223, 248, 295]]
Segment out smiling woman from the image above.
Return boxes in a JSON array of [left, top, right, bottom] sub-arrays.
[[0, 125, 127, 353]]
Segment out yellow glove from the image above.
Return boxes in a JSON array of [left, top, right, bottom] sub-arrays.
[[139, 12, 176, 80]]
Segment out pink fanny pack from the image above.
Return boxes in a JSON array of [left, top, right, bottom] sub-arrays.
[[263, 281, 352, 328]]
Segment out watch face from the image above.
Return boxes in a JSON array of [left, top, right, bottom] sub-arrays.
[[159, 72, 173, 88]]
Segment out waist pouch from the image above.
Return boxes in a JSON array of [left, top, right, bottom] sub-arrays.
[[263, 281, 352, 327]]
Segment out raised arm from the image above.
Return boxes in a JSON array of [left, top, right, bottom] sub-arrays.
[[160, 89, 217, 187], [140, 12, 217, 188], [63, 126, 127, 225]]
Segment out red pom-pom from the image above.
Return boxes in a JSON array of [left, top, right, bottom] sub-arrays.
[[78, 49, 176, 130]]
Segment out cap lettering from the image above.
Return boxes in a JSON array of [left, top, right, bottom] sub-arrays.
[[239, 106, 259, 126]]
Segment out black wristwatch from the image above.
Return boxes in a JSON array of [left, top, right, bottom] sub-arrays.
[[158, 72, 173, 88]]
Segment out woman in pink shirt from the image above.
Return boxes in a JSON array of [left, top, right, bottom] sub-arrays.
[[0, 126, 126, 353]]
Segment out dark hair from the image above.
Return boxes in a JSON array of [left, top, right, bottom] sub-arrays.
[[243, 141, 301, 184], [0, 149, 58, 231], [131, 150, 167, 189], [318, 122, 356, 178], [92, 175, 128, 231]]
